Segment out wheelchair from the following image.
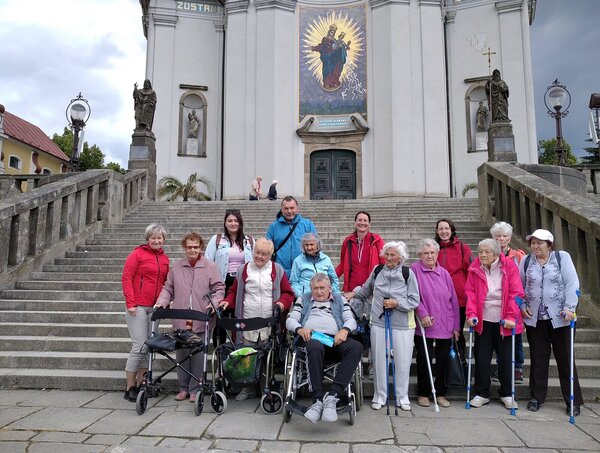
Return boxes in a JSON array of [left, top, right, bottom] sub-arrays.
[[282, 335, 363, 425], [135, 307, 227, 416], [211, 306, 285, 414]]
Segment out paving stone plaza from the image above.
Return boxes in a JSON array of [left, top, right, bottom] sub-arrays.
[[1, 389, 599, 452]]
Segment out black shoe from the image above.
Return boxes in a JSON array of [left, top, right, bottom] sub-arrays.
[[527, 399, 540, 412], [124, 386, 139, 402], [566, 405, 580, 416]]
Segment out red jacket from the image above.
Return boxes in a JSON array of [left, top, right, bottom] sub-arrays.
[[465, 253, 524, 337], [122, 244, 170, 310], [437, 238, 473, 307], [336, 232, 385, 292]]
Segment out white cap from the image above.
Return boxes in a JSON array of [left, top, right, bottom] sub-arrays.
[[526, 229, 554, 243]]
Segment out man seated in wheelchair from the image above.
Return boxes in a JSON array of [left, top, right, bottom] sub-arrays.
[[286, 272, 362, 423]]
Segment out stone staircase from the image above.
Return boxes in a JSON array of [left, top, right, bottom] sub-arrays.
[[1, 198, 599, 401]]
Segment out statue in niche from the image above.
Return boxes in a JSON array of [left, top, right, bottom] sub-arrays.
[[133, 79, 157, 131], [476, 101, 489, 132], [485, 69, 510, 122], [188, 109, 200, 138]]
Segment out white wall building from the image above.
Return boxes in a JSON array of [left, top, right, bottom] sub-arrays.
[[139, 0, 537, 199]]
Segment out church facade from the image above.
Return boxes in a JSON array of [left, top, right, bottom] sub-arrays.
[[139, 0, 538, 199]]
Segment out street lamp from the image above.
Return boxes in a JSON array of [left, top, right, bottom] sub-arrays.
[[544, 80, 571, 167], [65, 93, 91, 172], [589, 93, 600, 162]]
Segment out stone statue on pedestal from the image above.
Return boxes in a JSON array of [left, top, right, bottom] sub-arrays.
[[188, 109, 200, 138], [133, 79, 157, 132], [485, 69, 509, 123], [476, 101, 489, 132]]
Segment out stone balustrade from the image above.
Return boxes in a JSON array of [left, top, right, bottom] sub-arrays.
[[0, 169, 148, 287], [573, 163, 600, 195], [478, 162, 600, 322]]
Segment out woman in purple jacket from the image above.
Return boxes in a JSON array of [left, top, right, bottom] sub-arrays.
[[410, 238, 460, 408]]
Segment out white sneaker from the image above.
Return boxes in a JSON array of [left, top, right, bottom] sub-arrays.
[[399, 404, 411, 411], [500, 396, 519, 410], [304, 400, 323, 423], [371, 402, 382, 410], [469, 396, 490, 408], [321, 393, 339, 422]]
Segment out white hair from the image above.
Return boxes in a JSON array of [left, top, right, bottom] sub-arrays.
[[478, 238, 501, 256], [490, 221, 513, 238], [144, 223, 167, 241], [380, 241, 409, 262], [416, 238, 439, 255]]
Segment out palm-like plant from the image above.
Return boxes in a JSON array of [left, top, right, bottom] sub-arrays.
[[157, 173, 213, 201]]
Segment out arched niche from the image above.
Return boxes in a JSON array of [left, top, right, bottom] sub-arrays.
[[178, 90, 207, 157]]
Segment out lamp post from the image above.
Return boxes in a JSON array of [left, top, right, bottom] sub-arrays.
[[589, 93, 600, 162], [65, 93, 91, 172], [544, 80, 571, 167]]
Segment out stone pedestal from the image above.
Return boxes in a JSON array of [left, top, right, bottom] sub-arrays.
[[128, 131, 157, 200], [186, 138, 199, 156], [475, 132, 488, 151], [487, 122, 517, 162]]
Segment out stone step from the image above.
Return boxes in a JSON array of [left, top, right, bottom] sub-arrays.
[[0, 367, 597, 402], [15, 281, 123, 291], [0, 311, 126, 324], [42, 264, 124, 273], [0, 289, 123, 301], [0, 322, 130, 337], [30, 272, 122, 282]]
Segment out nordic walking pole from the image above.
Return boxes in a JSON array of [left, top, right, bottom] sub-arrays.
[[569, 317, 576, 424], [465, 318, 477, 409], [384, 308, 391, 415], [417, 318, 439, 413], [386, 309, 398, 415], [501, 320, 517, 416]]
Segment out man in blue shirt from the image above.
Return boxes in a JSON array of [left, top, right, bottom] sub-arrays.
[[266, 196, 317, 277]]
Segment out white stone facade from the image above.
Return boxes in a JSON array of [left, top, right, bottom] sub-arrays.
[[141, 0, 537, 199]]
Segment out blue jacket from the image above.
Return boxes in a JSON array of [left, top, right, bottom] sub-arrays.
[[266, 213, 317, 277], [290, 252, 340, 297]]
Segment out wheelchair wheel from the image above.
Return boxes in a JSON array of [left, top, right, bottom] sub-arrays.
[[210, 391, 227, 414], [353, 366, 363, 410], [136, 388, 148, 415], [349, 394, 356, 426], [194, 390, 204, 416], [260, 391, 283, 415]]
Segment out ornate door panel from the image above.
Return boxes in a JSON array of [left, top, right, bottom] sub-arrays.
[[310, 150, 356, 200]]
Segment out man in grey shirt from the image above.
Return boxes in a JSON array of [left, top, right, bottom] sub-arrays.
[[286, 273, 362, 423]]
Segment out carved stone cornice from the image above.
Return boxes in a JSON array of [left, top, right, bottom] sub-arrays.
[[152, 13, 178, 27], [445, 8, 456, 24], [255, 0, 297, 12], [370, 0, 410, 9], [418, 0, 442, 6], [225, 0, 250, 14], [296, 113, 369, 143], [495, 0, 523, 14]]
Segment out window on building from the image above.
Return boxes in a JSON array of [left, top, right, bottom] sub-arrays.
[[9, 156, 22, 170]]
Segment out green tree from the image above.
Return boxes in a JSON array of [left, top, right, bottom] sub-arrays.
[[157, 173, 213, 201], [537, 138, 578, 166], [580, 138, 599, 164], [105, 162, 127, 174], [51, 127, 106, 171]]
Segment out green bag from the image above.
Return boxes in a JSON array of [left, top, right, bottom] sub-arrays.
[[223, 347, 264, 386]]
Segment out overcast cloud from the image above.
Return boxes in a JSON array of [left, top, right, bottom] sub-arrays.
[[0, 0, 597, 168]]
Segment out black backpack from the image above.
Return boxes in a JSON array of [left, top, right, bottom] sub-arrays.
[[372, 264, 410, 285]]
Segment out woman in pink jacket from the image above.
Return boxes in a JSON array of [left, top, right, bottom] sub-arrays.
[[155, 232, 225, 402], [465, 238, 524, 410]]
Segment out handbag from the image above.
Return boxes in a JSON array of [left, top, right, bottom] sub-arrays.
[[445, 337, 466, 387]]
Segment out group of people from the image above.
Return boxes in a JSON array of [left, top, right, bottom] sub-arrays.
[[121, 196, 584, 422], [248, 176, 278, 201]]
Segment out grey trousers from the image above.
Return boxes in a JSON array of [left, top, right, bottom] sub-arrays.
[[176, 337, 205, 394], [125, 306, 153, 373]]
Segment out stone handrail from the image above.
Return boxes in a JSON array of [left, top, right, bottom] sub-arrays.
[[478, 162, 600, 322], [0, 169, 148, 287], [572, 163, 600, 194]]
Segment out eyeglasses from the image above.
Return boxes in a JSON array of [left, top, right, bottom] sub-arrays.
[[185, 245, 201, 250], [225, 209, 241, 215]]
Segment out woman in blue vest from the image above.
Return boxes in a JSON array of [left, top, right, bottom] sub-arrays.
[[289, 233, 339, 297]]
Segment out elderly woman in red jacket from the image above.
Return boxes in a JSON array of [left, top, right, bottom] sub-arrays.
[[121, 223, 170, 402], [155, 232, 225, 402], [465, 238, 524, 410]]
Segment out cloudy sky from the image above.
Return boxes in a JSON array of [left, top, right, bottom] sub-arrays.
[[0, 0, 597, 167]]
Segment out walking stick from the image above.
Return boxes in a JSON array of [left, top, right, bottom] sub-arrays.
[[465, 318, 477, 409], [417, 318, 439, 412], [385, 309, 398, 415], [569, 317, 576, 424], [384, 308, 391, 415], [501, 320, 517, 416]]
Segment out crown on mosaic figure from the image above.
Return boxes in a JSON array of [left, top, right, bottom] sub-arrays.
[[329, 24, 338, 32]]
